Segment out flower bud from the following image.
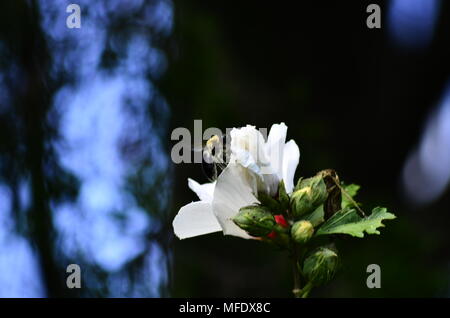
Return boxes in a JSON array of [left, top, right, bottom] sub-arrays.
[[233, 205, 275, 237], [274, 214, 288, 228], [291, 175, 327, 218], [303, 247, 338, 286], [291, 220, 314, 244]]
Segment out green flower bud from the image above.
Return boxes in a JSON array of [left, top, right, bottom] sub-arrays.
[[233, 205, 275, 237], [291, 175, 327, 218], [291, 220, 314, 244], [303, 247, 338, 286]]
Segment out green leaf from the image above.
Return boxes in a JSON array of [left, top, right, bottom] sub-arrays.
[[341, 183, 360, 209], [258, 191, 281, 213], [316, 207, 396, 238], [302, 205, 325, 227], [278, 180, 290, 212]]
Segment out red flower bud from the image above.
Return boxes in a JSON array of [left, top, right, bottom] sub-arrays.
[[267, 231, 277, 239], [274, 214, 288, 228]]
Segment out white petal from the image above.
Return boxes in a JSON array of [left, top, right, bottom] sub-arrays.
[[188, 178, 215, 203], [262, 173, 280, 197], [267, 123, 287, 151], [282, 140, 300, 193], [263, 123, 288, 193], [229, 125, 268, 175], [265, 123, 287, 177], [212, 164, 259, 239], [173, 201, 222, 239], [230, 148, 260, 174]]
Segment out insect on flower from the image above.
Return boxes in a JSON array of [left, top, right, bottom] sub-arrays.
[[201, 134, 229, 181]]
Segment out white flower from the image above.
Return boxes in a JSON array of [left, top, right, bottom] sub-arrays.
[[230, 122, 300, 195], [172, 164, 258, 239], [172, 123, 300, 240]]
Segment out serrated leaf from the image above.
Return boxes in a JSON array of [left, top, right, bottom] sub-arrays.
[[316, 207, 396, 238], [341, 183, 360, 209]]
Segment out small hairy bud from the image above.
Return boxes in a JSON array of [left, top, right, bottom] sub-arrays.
[[303, 247, 338, 286], [291, 175, 328, 218], [233, 205, 275, 237], [291, 220, 314, 244]]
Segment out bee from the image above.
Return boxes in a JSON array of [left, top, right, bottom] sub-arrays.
[[200, 134, 229, 181]]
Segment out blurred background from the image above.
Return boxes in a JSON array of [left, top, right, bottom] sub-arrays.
[[0, 0, 449, 297]]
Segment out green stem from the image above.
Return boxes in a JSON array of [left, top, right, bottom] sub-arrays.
[[299, 282, 314, 298], [291, 244, 314, 298], [291, 246, 302, 298], [292, 258, 301, 298]]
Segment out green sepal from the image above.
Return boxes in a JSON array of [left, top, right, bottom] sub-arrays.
[[278, 180, 290, 213], [294, 177, 303, 192], [258, 191, 281, 214]]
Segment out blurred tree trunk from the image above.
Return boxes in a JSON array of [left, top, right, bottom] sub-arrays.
[[5, 0, 70, 297]]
